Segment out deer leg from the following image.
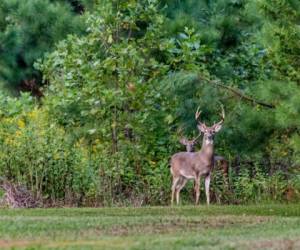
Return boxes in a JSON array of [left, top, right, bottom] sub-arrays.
[[195, 176, 200, 205], [171, 176, 180, 206], [176, 177, 187, 205], [205, 174, 211, 205]]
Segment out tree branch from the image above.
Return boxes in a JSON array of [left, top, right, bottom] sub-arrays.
[[197, 75, 275, 109]]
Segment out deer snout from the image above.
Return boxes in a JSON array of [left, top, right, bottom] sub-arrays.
[[204, 134, 214, 145], [207, 134, 214, 140], [187, 145, 194, 152]]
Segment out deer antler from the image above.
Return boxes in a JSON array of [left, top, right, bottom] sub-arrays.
[[195, 106, 207, 128], [213, 105, 225, 127], [192, 133, 201, 142], [177, 127, 187, 144], [177, 126, 185, 137], [195, 106, 201, 121]]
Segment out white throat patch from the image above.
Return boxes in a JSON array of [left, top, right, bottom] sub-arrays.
[[205, 139, 213, 145]]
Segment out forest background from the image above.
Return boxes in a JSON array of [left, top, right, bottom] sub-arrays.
[[0, 0, 299, 206]]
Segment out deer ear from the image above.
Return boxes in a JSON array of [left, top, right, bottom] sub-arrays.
[[179, 138, 188, 145], [213, 124, 222, 132], [197, 123, 206, 133]]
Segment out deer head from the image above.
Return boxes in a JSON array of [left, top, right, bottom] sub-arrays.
[[179, 136, 200, 152], [195, 106, 225, 146]]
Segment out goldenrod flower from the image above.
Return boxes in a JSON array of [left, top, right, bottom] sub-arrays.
[[17, 119, 25, 128], [15, 130, 22, 137]]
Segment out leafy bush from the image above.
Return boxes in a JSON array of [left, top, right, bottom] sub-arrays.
[[0, 94, 96, 205], [0, 0, 300, 206]]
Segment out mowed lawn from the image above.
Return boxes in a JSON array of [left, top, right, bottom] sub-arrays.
[[0, 205, 300, 250]]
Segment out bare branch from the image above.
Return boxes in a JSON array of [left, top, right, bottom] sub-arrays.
[[197, 75, 275, 109]]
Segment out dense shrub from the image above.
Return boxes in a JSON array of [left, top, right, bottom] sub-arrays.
[[0, 0, 300, 206], [0, 94, 95, 205]]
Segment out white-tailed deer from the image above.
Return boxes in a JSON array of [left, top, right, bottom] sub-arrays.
[[171, 107, 225, 205], [179, 138, 229, 182]]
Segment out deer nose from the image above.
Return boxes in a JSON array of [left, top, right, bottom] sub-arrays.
[[207, 135, 213, 140]]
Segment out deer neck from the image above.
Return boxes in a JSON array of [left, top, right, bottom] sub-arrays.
[[200, 138, 214, 159]]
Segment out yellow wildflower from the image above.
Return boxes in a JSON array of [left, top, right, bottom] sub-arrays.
[[17, 119, 25, 129], [15, 130, 22, 137], [53, 153, 60, 160], [28, 109, 38, 120], [5, 137, 15, 146]]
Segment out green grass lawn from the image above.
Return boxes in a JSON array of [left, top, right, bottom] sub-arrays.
[[0, 204, 300, 249]]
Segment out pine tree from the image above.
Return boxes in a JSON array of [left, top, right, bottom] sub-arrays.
[[0, 0, 86, 95]]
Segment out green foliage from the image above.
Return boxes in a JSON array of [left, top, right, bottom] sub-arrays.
[[0, 0, 299, 206], [258, 0, 300, 83], [163, 0, 254, 47], [0, 0, 86, 93], [38, 0, 194, 205], [246, 0, 300, 172], [0, 94, 97, 204]]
